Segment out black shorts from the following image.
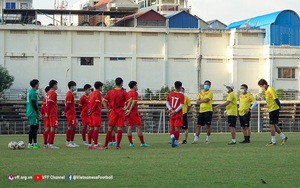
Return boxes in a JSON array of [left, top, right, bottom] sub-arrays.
[[182, 113, 188, 130], [228, 116, 237, 128], [197, 111, 212, 126], [239, 113, 251, 127], [269, 109, 279, 124]]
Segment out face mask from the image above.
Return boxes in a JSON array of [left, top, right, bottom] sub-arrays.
[[225, 88, 229, 93], [87, 90, 92, 94], [73, 86, 77, 92], [239, 89, 245, 94], [55, 86, 58, 91], [203, 85, 210, 90], [260, 87, 265, 91], [136, 86, 138, 91]]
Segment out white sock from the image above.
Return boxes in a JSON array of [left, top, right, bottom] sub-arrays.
[[194, 136, 199, 142], [271, 136, 276, 143], [34, 143, 37, 145], [232, 139, 236, 143], [170, 134, 175, 139], [279, 132, 286, 139], [206, 135, 210, 141]]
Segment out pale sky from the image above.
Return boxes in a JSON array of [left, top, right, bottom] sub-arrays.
[[33, 0, 300, 25]]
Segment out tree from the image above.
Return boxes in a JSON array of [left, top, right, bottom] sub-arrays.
[[0, 65, 14, 98], [102, 80, 115, 96], [276, 89, 285, 100]]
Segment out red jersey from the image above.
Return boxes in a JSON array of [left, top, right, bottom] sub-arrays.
[[89, 90, 102, 116], [104, 88, 127, 113], [64, 91, 75, 116], [78, 94, 89, 118], [46, 90, 58, 117], [126, 90, 139, 112], [166, 91, 184, 113], [41, 97, 47, 116]]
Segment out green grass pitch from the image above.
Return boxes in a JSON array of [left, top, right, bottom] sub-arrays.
[[1, 133, 300, 188]]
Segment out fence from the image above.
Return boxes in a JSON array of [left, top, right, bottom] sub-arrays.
[[2, 99, 300, 134]]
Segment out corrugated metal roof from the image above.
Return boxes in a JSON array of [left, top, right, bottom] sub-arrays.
[[114, 9, 165, 25], [227, 10, 283, 29], [165, 11, 182, 18], [93, 0, 111, 8], [165, 11, 199, 28]]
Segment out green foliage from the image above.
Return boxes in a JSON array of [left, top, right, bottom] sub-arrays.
[[155, 86, 173, 100], [143, 88, 153, 100], [0, 65, 14, 97], [222, 93, 228, 100], [257, 90, 266, 101], [276, 89, 285, 100], [102, 80, 115, 96]]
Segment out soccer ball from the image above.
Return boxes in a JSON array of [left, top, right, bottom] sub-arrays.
[[8, 141, 18, 150], [17, 141, 26, 149]]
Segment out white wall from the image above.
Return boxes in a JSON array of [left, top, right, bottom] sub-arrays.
[[1, 25, 300, 98]]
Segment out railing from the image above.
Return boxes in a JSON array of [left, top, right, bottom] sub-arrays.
[[2, 89, 300, 101]]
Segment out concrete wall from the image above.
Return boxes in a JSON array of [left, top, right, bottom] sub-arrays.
[[1, 25, 300, 99]]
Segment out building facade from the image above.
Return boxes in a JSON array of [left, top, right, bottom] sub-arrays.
[[0, 10, 300, 99]]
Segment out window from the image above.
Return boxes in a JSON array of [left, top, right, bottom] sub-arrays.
[[20, 3, 28, 9], [110, 57, 126, 61], [142, 58, 158, 62], [80, 57, 94, 66], [206, 59, 223, 63], [278, 68, 296, 79], [6, 2, 16, 9]]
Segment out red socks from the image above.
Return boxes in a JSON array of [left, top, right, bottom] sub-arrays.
[[138, 135, 145, 144], [66, 129, 71, 142], [71, 130, 76, 141], [93, 130, 99, 145], [170, 130, 175, 137], [104, 131, 112, 147], [128, 135, 133, 144], [111, 134, 116, 142], [48, 131, 55, 144], [82, 128, 86, 141], [117, 130, 122, 147], [43, 131, 49, 145], [175, 131, 180, 140], [88, 130, 93, 144]]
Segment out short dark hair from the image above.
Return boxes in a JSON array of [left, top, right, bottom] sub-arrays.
[[68, 81, 76, 89], [241, 84, 248, 89], [204, 80, 211, 85], [45, 86, 50, 93], [49, 80, 58, 88], [30, 79, 39, 88], [174, 81, 182, 89], [94, 81, 103, 89], [258, 79, 268, 86], [128, 81, 137, 89], [115, 77, 123, 86], [83, 84, 92, 90]]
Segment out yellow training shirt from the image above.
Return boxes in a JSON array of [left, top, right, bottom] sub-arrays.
[[265, 86, 280, 112], [197, 90, 213, 113], [238, 93, 255, 116], [182, 95, 191, 114], [226, 92, 237, 116]]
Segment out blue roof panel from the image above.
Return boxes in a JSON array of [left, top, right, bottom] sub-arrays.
[[227, 11, 282, 29]]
